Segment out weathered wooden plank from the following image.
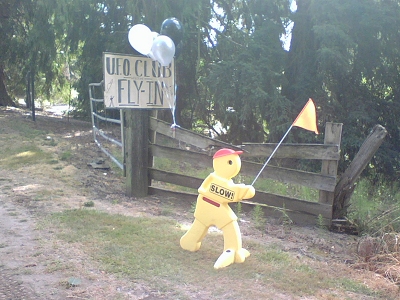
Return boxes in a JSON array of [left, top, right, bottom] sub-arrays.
[[333, 124, 387, 218], [149, 168, 331, 218], [250, 191, 332, 219], [150, 144, 336, 192], [241, 160, 337, 192], [149, 168, 202, 190], [149, 117, 243, 151], [150, 144, 213, 168], [242, 143, 340, 160], [148, 187, 331, 225], [240, 202, 331, 226], [149, 186, 197, 203], [319, 123, 342, 204]]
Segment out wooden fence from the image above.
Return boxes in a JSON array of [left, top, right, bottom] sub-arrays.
[[135, 117, 343, 226], [89, 82, 387, 227]]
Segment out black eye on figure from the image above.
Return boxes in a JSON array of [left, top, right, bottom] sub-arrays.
[[228, 160, 233, 165]]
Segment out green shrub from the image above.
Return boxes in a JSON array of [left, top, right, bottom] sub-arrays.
[[348, 178, 400, 235]]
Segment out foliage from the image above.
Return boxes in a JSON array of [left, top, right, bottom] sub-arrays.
[[201, 0, 291, 143], [284, 0, 400, 180], [348, 178, 400, 235], [0, 0, 399, 181], [252, 204, 266, 231]]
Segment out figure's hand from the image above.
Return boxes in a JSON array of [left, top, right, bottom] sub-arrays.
[[244, 185, 255, 199]]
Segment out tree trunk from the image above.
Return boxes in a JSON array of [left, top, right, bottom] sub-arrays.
[[0, 65, 14, 106]]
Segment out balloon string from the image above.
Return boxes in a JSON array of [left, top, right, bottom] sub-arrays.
[[170, 84, 178, 129], [150, 61, 179, 130]]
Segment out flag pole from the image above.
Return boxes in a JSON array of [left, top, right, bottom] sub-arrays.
[[251, 98, 318, 186], [251, 124, 293, 186]]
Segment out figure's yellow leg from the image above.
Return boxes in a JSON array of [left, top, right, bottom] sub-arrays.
[[221, 221, 242, 251], [180, 219, 208, 252], [214, 221, 250, 269]]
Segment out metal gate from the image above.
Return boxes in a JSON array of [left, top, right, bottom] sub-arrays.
[[89, 81, 124, 170]]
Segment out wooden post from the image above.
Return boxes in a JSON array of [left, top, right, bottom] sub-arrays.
[[149, 110, 158, 165], [31, 71, 35, 121], [333, 124, 387, 219], [147, 110, 158, 187], [124, 109, 149, 197], [319, 122, 343, 205], [120, 109, 126, 177]]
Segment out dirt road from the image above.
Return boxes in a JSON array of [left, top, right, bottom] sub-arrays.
[[0, 197, 67, 299]]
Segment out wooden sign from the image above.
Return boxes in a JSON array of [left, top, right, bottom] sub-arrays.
[[103, 52, 175, 109]]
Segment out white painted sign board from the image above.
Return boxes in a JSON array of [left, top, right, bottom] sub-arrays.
[[103, 52, 175, 109]]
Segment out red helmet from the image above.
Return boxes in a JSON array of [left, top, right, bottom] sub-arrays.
[[213, 148, 243, 159]]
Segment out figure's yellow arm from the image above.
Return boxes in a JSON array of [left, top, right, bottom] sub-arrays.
[[198, 173, 215, 195], [230, 183, 255, 201]]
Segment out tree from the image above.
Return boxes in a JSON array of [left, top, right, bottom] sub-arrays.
[[198, 0, 291, 143], [67, 0, 204, 119], [0, 0, 22, 106], [1, 0, 398, 182], [283, 0, 400, 180], [0, 0, 68, 106]]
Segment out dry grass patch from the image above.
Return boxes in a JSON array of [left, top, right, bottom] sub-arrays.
[[43, 209, 394, 299]]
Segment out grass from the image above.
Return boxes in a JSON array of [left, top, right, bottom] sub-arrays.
[[252, 205, 266, 231], [0, 117, 57, 169], [252, 176, 318, 202], [3, 117, 46, 139], [0, 144, 52, 168], [59, 150, 73, 161], [33, 189, 65, 201], [109, 146, 124, 170], [348, 178, 400, 235], [43, 209, 388, 299]]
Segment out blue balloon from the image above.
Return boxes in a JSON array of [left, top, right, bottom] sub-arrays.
[[160, 18, 183, 46]]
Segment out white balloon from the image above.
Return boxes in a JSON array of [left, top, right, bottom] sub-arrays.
[[128, 24, 153, 56], [151, 35, 175, 66], [151, 31, 159, 41], [148, 32, 160, 60], [148, 51, 156, 61]]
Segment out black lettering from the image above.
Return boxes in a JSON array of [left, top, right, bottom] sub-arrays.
[[210, 184, 215, 192], [134, 60, 142, 76], [133, 80, 143, 103], [126, 79, 131, 103], [116, 58, 122, 75], [106, 57, 115, 75], [123, 59, 130, 76], [147, 81, 153, 104], [117, 79, 127, 103], [152, 61, 161, 77], [163, 65, 172, 78], [144, 61, 150, 77], [154, 81, 163, 105]]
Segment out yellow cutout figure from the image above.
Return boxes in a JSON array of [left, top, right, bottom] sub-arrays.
[[180, 148, 255, 269]]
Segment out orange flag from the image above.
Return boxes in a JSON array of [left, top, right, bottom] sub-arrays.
[[292, 98, 319, 134]]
